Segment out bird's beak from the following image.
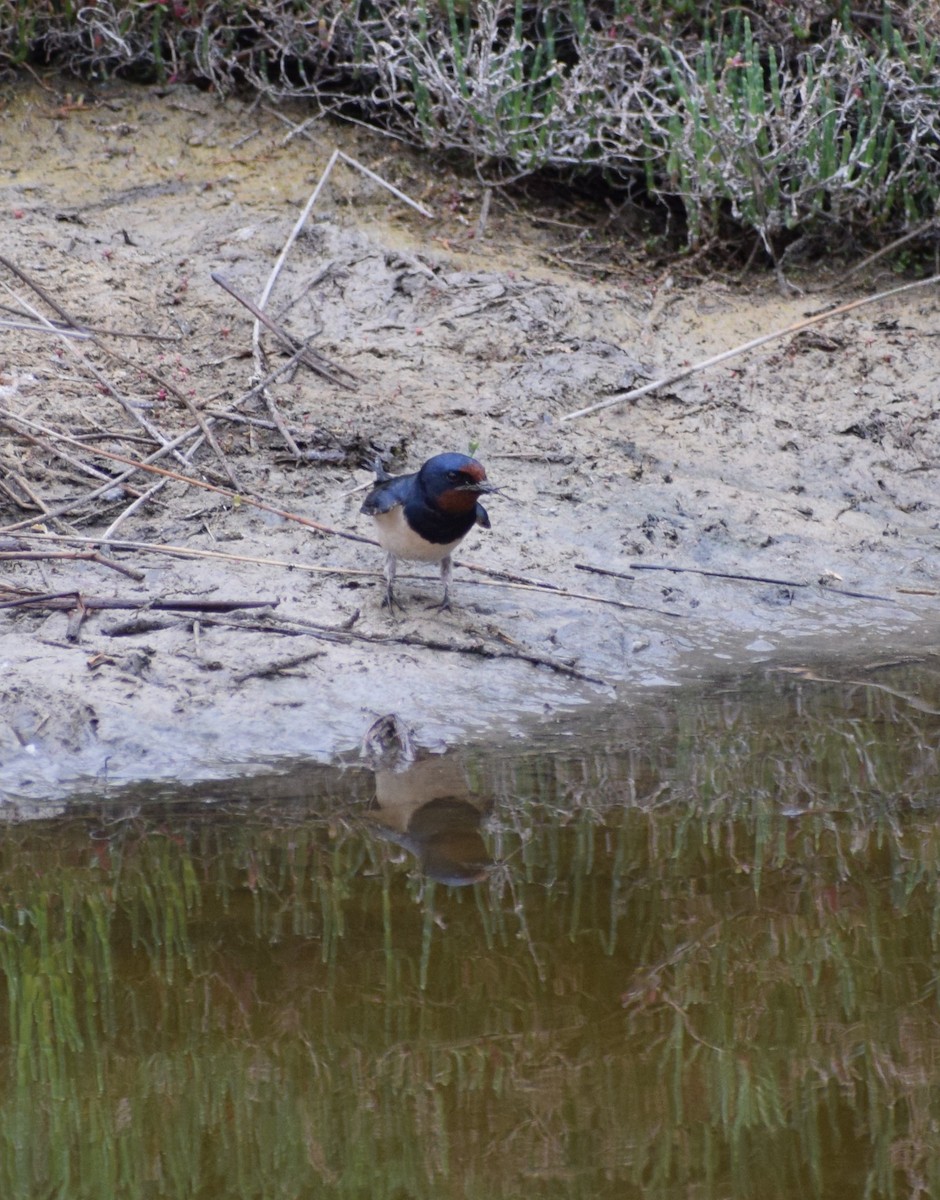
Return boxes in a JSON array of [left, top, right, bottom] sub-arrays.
[[461, 480, 499, 495]]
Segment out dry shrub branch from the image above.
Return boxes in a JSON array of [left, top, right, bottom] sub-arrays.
[[4, 1, 940, 252]]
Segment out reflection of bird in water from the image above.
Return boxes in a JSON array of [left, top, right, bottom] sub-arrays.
[[361, 715, 492, 886]]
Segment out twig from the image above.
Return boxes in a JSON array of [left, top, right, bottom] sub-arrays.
[[0, 253, 81, 328], [0, 274, 193, 467], [0, 589, 278, 613], [99, 477, 174, 543], [0, 319, 90, 338], [576, 562, 634, 582], [0, 550, 145, 580], [336, 150, 435, 219], [14, 533, 666, 615], [252, 146, 341, 374], [0, 300, 180, 341], [459, 573, 682, 616], [2, 472, 52, 517], [230, 128, 261, 151], [775, 667, 940, 716], [0, 477, 39, 513], [233, 650, 325, 683], [459, 558, 684, 616], [212, 270, 356, 393], [624, 562, 897, 602], [14, 531, 375, 576], [0, 409, 211, 534], [1, 419, 145, 498], [561, 273, 940, 421], [101, 342, 241, 491], [838, 221, 939, 283], [199, 611, 609, 687]]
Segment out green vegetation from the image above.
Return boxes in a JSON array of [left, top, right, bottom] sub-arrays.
[[2, 2, 940, 255], [0, 662, 939, 1197]]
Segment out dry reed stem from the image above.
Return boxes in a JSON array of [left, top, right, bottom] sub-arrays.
[[0, 261, 219, 477], [13, 531, 670, 615], [562, 273, 940, 421]]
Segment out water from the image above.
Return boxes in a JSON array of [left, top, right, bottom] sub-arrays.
[[1, 659, 939, 1199]]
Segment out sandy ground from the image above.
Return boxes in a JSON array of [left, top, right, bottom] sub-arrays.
[[1, 81, 938, 804]]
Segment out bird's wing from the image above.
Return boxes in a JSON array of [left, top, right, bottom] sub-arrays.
[[475, 502, 491, 529], [360, 473, 415, 516]]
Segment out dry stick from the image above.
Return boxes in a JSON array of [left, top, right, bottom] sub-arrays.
[[775, 667, 940, 717], [0, 478, 36, 512], [244, 144, 433, 407], [561, 273, 940, 422], [102, 340, 241, 491], [838, 221, 939, 283], [0, 252, 85, 330], [5, 269, 234, 496], [0, 308, 179, 342], [0, 590, 277, 614], [0, 292, 180, 345], [3, 472, 48, 515], [232, 650, 326, 684], [5, 420, 146, 499], [0, 429, 376, 545], [251, 146, 341, 375], [0, 550, 145, 581], [620, 562, 896, 603], [224, 284, 302, 459], [576, 563, 634, 582], [336, 151, 436, 219], [20, 532, 375, 576], [15, 532, 666, 615], [0, 319, 91, 338], [98, 416, 211, 542], [204, 409, 298, 433], [100, 477, 176, 543], [201, 611, 608, 688], [0, 275, 193, 470], [0, 350, 311, 535], [459, 564, 682, 616], [213, 271, 355, 389]]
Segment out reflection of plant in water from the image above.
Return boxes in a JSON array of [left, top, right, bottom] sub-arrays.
[[0, 663, 939, 1198]]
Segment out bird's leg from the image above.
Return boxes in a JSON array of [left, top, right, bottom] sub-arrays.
[[431, 554, 454, 611], [382, 552, 402, 612]]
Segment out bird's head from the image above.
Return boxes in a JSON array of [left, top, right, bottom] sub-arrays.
[[419, 453, 498, 513]]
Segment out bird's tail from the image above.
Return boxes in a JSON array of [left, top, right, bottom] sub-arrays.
[[367, 455, 393, 482]]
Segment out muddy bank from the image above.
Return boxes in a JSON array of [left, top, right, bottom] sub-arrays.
[[1, 81, 938, 804]]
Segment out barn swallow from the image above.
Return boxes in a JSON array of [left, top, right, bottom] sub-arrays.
[[360, 453, 497, 610]]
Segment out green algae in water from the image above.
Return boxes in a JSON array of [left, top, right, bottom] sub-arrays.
[[1, 662, 939, 1199]]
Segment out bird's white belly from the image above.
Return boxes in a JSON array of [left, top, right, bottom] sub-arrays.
[[372, 506, 462, 563]]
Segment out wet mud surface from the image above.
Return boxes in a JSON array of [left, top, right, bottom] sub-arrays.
[[1, 81, 938, 802]]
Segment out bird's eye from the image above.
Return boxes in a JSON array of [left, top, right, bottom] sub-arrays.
[[447, 470, 460, 481]]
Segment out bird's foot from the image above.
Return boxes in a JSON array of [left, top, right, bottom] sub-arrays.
[[382, 587, 406, 615]]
